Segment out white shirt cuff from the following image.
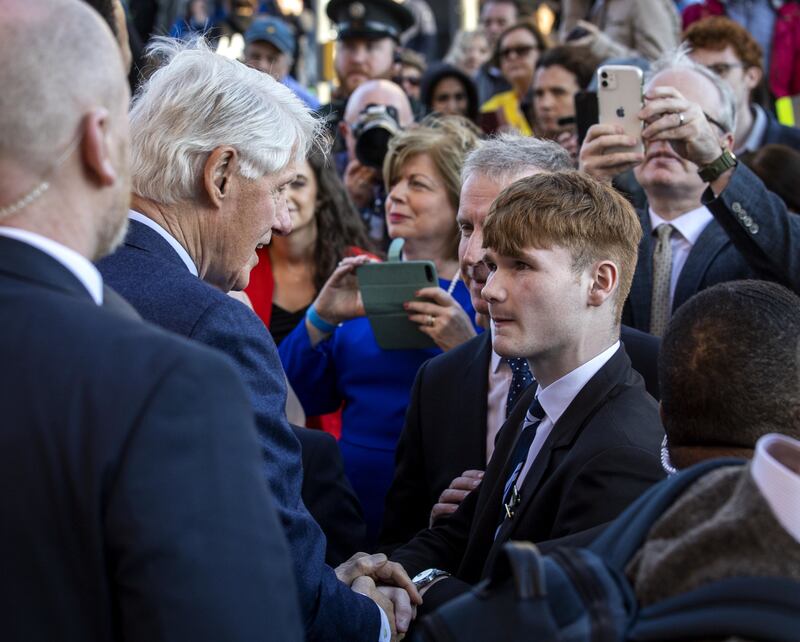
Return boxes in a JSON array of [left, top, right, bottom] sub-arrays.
[[376, 600, 391, 642]]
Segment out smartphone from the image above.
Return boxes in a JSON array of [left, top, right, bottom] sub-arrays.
[[357, 261, 438, 350], [597, 65, 644, 154], [574, 90, 598, 148]]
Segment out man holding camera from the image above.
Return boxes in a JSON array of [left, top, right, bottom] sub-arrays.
[[338, 78, 414, 245]]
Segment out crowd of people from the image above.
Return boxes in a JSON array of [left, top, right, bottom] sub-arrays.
[[2, 0, 800, 640]]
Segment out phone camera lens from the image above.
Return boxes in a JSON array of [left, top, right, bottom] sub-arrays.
[[601, 80, 608, 88], [600, 71, 608, 79]]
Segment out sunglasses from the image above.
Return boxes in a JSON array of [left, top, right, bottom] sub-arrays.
[[498, 44, 537, 60], [394, 76, 421, 87]]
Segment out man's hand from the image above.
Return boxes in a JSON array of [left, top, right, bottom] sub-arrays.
[[344, 159, 379, 209], [430, 470, 484, 526], [556, 130, 580, 165], [404, 286, 477, 352], [578, 123, 644, 184], [639, 85, 728, 168], [352, 576, 399, 639], [335, 552, 422, 605], [377, 585, 417, 638]]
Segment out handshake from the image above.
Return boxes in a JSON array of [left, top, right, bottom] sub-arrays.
[[336, 552, 422, 641]]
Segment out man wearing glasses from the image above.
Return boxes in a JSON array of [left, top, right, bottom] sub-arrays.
[[684, 16, 800, 156], [579, 47, 800, 331]]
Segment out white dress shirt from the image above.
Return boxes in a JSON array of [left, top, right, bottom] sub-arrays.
[[486, 349, 514, 463], [129, 211, 198, 276], [649, 206, 714, 307], [0, 226, 103, 305], [751, 433, 800, 545], [516, 341, 621, 488]]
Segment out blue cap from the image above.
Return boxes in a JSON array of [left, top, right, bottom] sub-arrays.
[[244, 16, 295, 56]]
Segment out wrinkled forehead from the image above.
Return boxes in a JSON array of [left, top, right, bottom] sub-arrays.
[[646, 68, 723, 117]]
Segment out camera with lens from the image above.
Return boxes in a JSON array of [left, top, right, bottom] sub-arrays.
[[352, 103, 402, 169]]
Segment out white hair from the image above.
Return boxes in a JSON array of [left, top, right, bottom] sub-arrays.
[[462, 133, 573, 183], [129, 37, 325, 204], [648, 44, 737, 136]]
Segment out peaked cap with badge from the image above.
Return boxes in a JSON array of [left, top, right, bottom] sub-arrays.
[[326, 0, 415, 42]]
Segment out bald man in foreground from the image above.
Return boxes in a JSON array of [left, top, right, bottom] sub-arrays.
[[0, 1, 303, 639]]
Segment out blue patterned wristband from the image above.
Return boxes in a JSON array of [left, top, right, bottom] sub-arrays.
[[306, 304, 337, 334]]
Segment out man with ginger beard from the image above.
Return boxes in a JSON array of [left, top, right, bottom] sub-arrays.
[[319, 0, 414, 144]]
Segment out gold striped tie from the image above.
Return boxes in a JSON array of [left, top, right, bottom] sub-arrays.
[[650, 224, 674, 337]]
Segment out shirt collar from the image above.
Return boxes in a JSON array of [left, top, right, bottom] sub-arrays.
[[535, 341, 621, 425], [129, 210, 198, 276], [750, 433, 800, 544], [737, 103, 768, 155], [0, 226, 104, 305], [649, 205, 714, 247]]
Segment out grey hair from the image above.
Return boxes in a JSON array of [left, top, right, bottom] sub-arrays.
[[461, 133, 573, 183], [648, 44, 736, 135], [129, 37, 326, 204]]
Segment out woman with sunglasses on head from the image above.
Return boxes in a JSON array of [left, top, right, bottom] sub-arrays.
[[279, 117, 482, 544], [480, 21, 549, 135]]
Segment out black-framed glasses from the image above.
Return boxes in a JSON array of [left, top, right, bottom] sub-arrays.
[[393, 75, 421, 87], [498, 44, 537, 60], [703, 111, 730, 134], [705, 62, 744, 77]]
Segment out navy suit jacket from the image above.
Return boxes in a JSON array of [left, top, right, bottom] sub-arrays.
[[623, 164, 800, 330], [0, 235, 302, 641], [98, 220, 380, 641], [390, 346, 665, 613], [379, 326, 660, 551], [762, 109, 800, 150]]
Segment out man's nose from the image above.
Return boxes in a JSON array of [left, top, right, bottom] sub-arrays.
[[274, 197, 293, 236]]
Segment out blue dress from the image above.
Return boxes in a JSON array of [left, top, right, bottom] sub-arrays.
[[279, 278, 479, 544]]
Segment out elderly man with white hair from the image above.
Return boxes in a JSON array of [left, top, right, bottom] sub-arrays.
[[99, 39, 419, 642]]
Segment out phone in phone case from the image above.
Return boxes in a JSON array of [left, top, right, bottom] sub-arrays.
[[597, 65, 644, 154], [357, 261, 438, 350]]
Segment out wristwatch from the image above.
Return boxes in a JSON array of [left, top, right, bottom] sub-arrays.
[[412, 568, 451, 591], [698, 148, 737, 183]]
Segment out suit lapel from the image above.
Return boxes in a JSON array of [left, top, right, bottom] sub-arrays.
[[672, 220, 728, 311], [0, 235, 95, 304], [460, 332, 493, 462], [626, 209, 653, 331], [484, 347, 630, 566]]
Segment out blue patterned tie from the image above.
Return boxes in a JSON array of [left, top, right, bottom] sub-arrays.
[[505, 358, 534, 418], [498, 396, 546, 531]]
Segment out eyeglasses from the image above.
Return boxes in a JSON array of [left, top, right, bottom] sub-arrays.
[[703, 111, 730, 134], [498, 44, 537, 60], [705, 62, 744, 77], [394, 76, 421, 87]]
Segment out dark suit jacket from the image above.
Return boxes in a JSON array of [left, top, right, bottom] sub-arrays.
[[390, 346, 665, 611], [379, 327, 660, 551], [0, 235, 302, 641], [624, 164, 800, 331], [761, 108, 800, 150], [98, 220, 379, 641], [293, 425, 367, 566]]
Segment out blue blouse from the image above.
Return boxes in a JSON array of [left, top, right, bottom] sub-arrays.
[[279, 278, 480, 542]]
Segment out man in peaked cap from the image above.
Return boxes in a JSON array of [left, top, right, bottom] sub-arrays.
[[319, 0, 415, 135], [244, 15, 320, 109]]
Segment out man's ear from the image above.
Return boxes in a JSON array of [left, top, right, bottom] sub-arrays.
[[81, 108, 117, 187], [744, 64, 763, 93], [587, 259, 618, 308], [202, 146, 238, 208]]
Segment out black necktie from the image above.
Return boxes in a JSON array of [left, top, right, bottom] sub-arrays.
[[498, 396, 546, 529], [505, 358, 533, 419]]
